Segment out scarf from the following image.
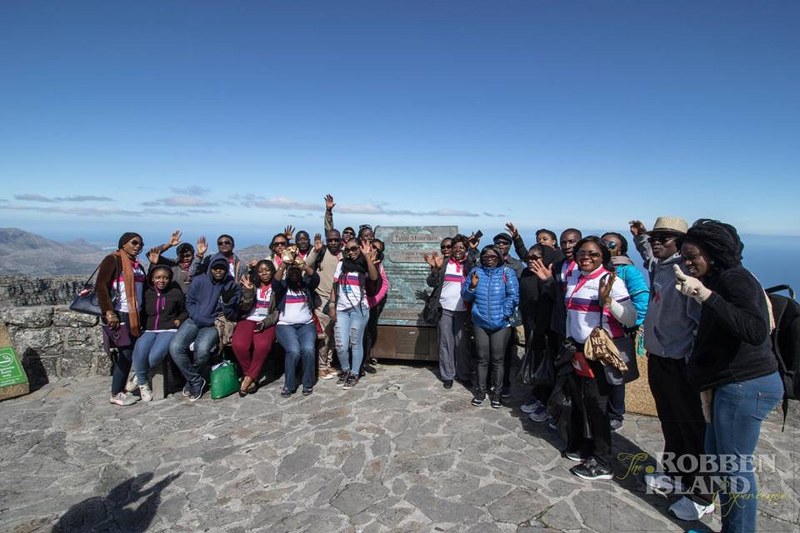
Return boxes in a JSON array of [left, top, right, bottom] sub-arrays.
[[116, 250, 142, 337]]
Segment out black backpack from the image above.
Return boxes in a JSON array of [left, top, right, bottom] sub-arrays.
[[765, 284, 800, 428]]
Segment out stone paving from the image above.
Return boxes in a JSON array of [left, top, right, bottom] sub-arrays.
[[1, 361, 798, 533]]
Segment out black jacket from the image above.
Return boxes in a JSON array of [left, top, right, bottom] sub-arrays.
[[141, 282, 188, 331], [687, 266, 778, 391]]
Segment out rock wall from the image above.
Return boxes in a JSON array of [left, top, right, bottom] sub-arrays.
[[0, 306, 110, 388], [0, 275, 85, 308]]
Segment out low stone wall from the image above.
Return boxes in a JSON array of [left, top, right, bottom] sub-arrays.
[[0, 306, 110, 388]]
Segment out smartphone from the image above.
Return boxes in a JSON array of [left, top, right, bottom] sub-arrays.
[[474, 230, 483, 240]]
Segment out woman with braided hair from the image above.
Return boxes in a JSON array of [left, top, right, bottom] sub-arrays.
[[677, 219, 780, 531]]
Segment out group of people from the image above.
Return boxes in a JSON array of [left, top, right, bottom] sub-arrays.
[[424, 217, 781, 532], [95, 195, 388, 407], [95, 201, 780, 532]]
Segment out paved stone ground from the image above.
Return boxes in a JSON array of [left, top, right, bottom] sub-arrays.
[[1, 361, 798, 533]]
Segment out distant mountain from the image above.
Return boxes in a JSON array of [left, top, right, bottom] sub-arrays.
[[0, 228, 280, 277], [0, 228, 107, 276]]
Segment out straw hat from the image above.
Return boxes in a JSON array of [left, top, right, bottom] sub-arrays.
[[648, 216, 688, 235]]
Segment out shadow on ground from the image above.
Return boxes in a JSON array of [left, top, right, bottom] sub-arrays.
[[52, 472, 180, 533]]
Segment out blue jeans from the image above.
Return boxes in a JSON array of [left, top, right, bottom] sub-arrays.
[[334, 303, 370, 374], [276, 322, 317, 391], [132, 331, 176, 386], [169, 319, 219, 387], [705, 371, 782, 533]]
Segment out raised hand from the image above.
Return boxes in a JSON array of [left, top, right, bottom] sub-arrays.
[[432, 253, 444, 269], [247, 259, 258, 269], [325, 194, 335, 211], [240, 274, 253, 290], [530, 258, 554, 281], [505, 222, 519, 238], [470, 271, 479, 289], [168, 229, 182, 247], [468, 233, 481, 250], [629, 220, 647, 236], [599, 272, 617, 307], [196, 236, 208, 257], [283, 225, 295, 241], [361, 238, 376, 262], [147, 247, 161, 265], [313, 233, 323, 252]]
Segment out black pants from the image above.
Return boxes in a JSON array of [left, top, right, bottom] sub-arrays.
[[567, 359, 612, 467], [607, 383, 626, 422], [109, 311, 135, 395], [473, 325, 512, 399], [648, 355, 712, 505]]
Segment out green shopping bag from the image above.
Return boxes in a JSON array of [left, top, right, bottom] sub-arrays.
[[210, 360, 239, 399]]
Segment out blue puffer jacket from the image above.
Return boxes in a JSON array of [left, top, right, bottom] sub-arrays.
[[461, 265, 519, 330]]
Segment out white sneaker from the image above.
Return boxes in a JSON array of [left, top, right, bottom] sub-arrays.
[[668, 496, 714, 521], [520, 399, 543, 413], [110, 392, 139, 406], [125, 375, 138, 393], [644, 473, 676, 493], [138, 384, 153, 402], [528, 405, 549, 423]]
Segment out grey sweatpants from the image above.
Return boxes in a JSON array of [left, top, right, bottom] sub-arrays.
[[437, 309, 470, 381]]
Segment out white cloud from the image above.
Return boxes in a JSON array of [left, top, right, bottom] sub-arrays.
[[142, 196, 217, 207]]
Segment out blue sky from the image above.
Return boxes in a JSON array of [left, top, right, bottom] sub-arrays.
[[1, 0, 799, 245]]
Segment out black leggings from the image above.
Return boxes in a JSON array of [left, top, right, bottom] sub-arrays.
[[473, 325, 512, 399]]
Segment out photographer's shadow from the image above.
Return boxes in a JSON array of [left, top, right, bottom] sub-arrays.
[[52, 471, 180, 533]]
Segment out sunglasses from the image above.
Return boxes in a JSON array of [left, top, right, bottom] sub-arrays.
[[600, 239, 618, 250], [575, 251, 602, 258], [217, 240, 232, 245], [343, 230, 355, 235], [648, 235, 677, 244], [327, 238, 341, 243], [441, 244, 452, 250], [273, 241, 288, 246], [494, 240, 511, 246], [129, 240, 143, 246], [346, 246, 360, 252]]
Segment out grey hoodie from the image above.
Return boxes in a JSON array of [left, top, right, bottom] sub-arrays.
[[634, 234, 701, 360]]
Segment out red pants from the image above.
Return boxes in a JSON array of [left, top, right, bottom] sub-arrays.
[[231, 320, 276, 379]]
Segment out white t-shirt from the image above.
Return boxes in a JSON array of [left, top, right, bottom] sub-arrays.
[[439, 259, 467, 312], [246, 285, 273, 322], [564, 266, 631, 343], [278, 288, 313, 325], [333, 261, 365, 311]]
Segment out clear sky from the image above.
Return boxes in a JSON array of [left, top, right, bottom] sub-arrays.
[[2, 0, 798, 244]]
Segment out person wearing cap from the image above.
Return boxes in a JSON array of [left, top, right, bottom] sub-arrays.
[[490, 232, 525, 399], [629, 216, 712, 521], [169, 253, 241, 401]]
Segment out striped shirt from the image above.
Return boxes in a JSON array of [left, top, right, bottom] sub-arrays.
[[114, 262, 146, 313], [439, 258, 467, 311], [278, 289, 313, 325], [333, 262, 365, 311], [246, 285, 273, 322], [565, 266, 630, 343]]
